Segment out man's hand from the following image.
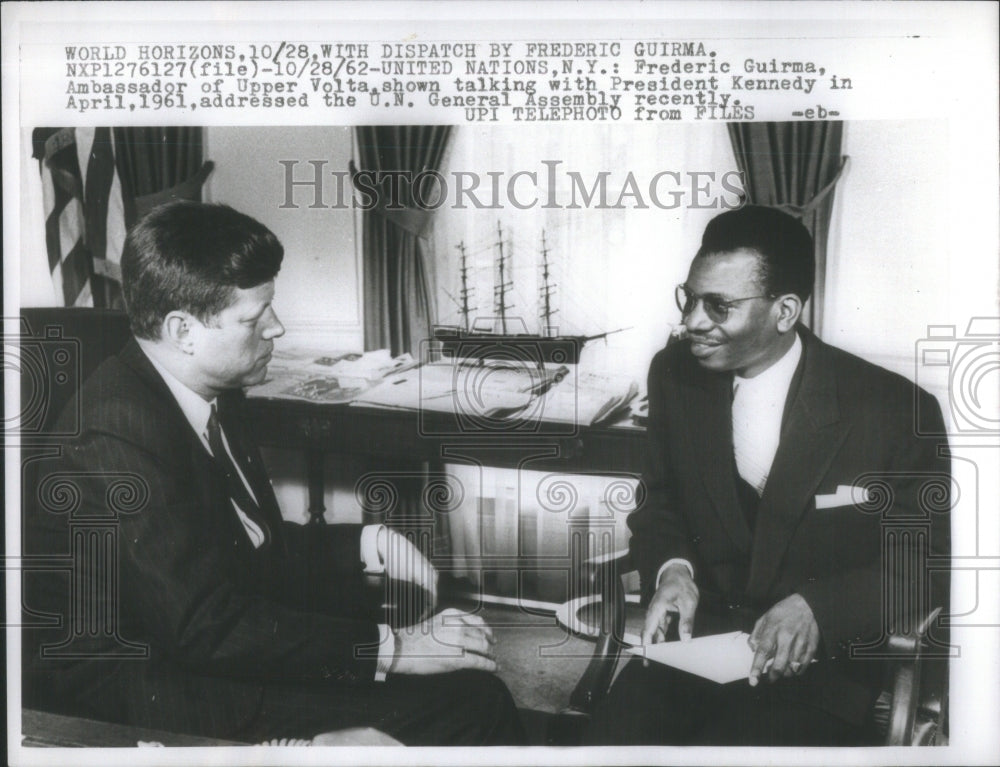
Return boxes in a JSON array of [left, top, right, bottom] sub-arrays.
[[377, 527, 439, 609], [389, 608, 497, 675], [748, 593, 820, 686], [642, 563, 699, 650]]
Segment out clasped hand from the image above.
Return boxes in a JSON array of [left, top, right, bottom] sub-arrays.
[[376, 530, 497, 676], [390, 608, 497, 675]]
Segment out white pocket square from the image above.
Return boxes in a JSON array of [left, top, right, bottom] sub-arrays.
[[815, 485, 871, 509]]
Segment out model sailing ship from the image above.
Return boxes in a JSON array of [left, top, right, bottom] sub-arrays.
[[434, 222, 629, 365]]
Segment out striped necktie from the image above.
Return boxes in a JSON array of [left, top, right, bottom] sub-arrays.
[[205, 404, 270, 549]]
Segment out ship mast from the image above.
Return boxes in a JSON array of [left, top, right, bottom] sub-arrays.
[[456, 241, 473, 332], [538, 230, 558, 337], [443, 242, 474, 332], [493, 220, 513, 334]]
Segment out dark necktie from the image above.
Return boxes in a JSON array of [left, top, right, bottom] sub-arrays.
[[733, 454, 761, 532], [206, 404, 271, 548], [731, 380, 761, 531]]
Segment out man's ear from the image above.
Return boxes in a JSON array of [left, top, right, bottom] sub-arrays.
[[774, 294, 803, 333], [162, 311, 197, 354]]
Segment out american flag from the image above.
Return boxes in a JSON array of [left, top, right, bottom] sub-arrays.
[[32, 127, 127, 308]]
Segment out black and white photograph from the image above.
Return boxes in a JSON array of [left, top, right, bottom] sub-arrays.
[[4, 2, 998, 765]]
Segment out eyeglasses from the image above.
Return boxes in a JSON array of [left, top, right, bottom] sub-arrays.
[[675, 284, 773, 324]]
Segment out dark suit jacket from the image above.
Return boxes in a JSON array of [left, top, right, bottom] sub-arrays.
[[628, 326, 950, 724], [23, 339, 384, 737]]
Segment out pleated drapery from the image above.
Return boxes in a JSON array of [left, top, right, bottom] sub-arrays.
[[727, 122, 847, 334], [354, 126, 452, 357]]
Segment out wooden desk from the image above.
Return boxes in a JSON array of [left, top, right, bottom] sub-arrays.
[[246, 398, 647, 524]]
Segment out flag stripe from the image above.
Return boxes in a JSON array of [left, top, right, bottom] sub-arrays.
[[106, 157, 127, 264], [43, 188, 67, 273], [58, 202, 85, 261], [60, 240, 92, 307], [84, 128, 115, 266], [39, 128, 92, 307]]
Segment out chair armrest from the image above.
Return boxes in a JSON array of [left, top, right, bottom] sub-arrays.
[[885, 606, 947, 746], [567, 550, 637, 714]]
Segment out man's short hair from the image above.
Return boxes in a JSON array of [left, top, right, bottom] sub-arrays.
[[121, 201, 284, 339], [696, 205, 815, 303]]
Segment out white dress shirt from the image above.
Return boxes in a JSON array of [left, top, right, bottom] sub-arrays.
[[731, 332, 803, 495]]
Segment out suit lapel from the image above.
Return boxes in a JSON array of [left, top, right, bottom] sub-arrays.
[[120, 340, 281, 546], [745, 330, 851, 598], [119, 340, 213, 469], [681, 359, 753, 554]]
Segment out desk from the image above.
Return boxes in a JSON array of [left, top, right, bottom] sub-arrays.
[[245, 398, 648, 524]]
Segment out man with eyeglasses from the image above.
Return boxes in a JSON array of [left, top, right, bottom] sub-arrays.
[[588, 205, 950, 746]]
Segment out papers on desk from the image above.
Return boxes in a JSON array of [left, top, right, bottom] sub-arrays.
[[627, 631, 756, 684], [352, 360, 638, 426], [353, 360, 536, 417], [535, 371, 639, 426], [247, 347, 417, 404]]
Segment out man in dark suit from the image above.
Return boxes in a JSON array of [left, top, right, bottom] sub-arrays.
[[588, 206, 950, 745], [23, 201, 524, 745]]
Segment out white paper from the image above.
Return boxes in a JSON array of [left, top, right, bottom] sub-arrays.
[[354, 361, 536, 415], [537, 370, 639, 425], [627, 631, 755, 684], [248, 347, 417, 403]]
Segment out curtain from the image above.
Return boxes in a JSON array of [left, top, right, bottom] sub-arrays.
[[113, 127, 203, 197], [354, 126, 452, 357], [32, 127, 209, 309], [727, 122, 847, 334], [113, 127, 212, 226]]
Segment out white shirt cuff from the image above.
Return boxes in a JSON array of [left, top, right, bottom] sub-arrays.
[[374, 623, 394, 682], [655, 558, 694, 587], [361, 524, 385, 574]]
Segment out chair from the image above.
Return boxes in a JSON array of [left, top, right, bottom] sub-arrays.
[[560, 550, 949, 746]]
